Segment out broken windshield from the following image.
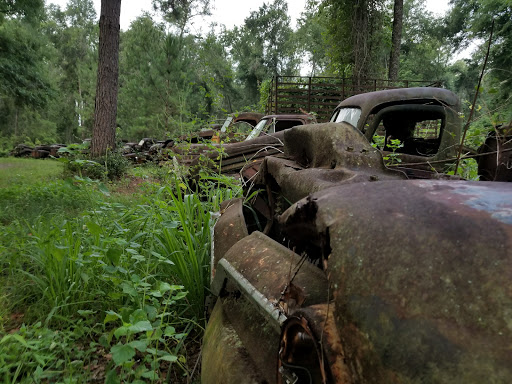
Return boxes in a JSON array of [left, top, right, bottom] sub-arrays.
[[331, 107, 362, 127], [245, 118, 269, 141]]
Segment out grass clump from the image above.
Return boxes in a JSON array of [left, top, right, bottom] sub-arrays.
[[0, 159, 241, 382]]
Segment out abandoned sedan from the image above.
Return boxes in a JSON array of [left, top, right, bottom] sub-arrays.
[[171, 113, 316, 174], [202, 89, 512, 383]]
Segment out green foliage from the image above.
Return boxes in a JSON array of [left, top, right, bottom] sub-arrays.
[[225, 0, 299, 105], [118, 16, 220, 139], [296, 3, 329, 75], [316, 0, 389, 78], [0, 20, 53, 109], [446, 0, 512, 133], [0, 0, 44, 23], [398, 0, 449, 82], [62, 149, 129, 181], [152, 0, 211, 37], [0, 322, 95, 382], [0, 162, 241, 382]]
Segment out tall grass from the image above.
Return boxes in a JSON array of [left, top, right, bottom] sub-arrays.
[[0, 163, 240, 382]]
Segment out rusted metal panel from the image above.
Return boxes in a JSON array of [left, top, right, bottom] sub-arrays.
[[211, 231, 331, 384], [204, 88, 512, 384], [279, 304, 355, 384], [220, 231, 330, 310], [212, 198, 249, 275], [172, 132, 285, 174], [278, 180, 512, 382], [254, 123, 406, 203], [202, 301, 266, 384]]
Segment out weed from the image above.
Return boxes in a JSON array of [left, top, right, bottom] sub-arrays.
[[0, 163, 240, 382], [62, 150, 130, 181]]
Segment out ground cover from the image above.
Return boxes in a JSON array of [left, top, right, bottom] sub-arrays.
[[0, 159, 240, 383], [0, 158, 65, 188]]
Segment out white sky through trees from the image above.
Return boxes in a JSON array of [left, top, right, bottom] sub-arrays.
[[47, 0, 451, 32]]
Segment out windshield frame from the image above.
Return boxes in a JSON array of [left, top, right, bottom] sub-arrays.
[[245, 118, 269, 141]]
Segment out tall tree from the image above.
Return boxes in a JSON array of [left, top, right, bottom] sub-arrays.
[[225, 0, 298, 105], [0, 0, 44, 22], [91, 0, 121, 157], [317, 0, 388, 79], [446, 0, 512, 94], [446, 0, 512, 130], [152, 0, 210, 39], [388, 0, 403, 80], [0, 0, 54, 140], [43, 0, 98, 142], [398, 0, 448, 82], [296, 3, 329, 76]]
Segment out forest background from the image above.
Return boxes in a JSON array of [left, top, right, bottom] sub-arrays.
[[0, 0, 511, 154]]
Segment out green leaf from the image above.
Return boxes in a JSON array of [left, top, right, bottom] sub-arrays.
[[159, 282, 172, 293], [173, 291, 188, 301], [144, 305, 157, 321], [12, 334, 29, 348], [81, 272, 90, 284], [106, 247, 122, 266], [105, 369, 120, 384], [104, 311, 122, 324], [86, 221, 102, 237], [141, 371, 158, 380], [114, 326, 129, 339], [158, 354, 178, 362], [78, 310, 96, 316], [99, 334, 109, 349], [174, 333, 187, 340], [128, 321, 153, 333], [98, 183, 111, 196], [128, 339, 148, 352], [164, 326, 176, 337], [111, 344, 136, 366], [129, 309, 147, 324], [120, 282, 137, 297]]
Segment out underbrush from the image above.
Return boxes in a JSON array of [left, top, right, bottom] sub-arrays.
[[0, 165, 240, 383]]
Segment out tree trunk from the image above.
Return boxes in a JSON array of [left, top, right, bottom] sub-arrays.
[[91, 0, 121, 157], [388, 0, 403, 81], [14, 107, 18, 138]]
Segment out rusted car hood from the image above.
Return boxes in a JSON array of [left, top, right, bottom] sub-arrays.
[[278, 179, 512, 382]]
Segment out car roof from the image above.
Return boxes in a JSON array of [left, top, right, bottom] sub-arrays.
[[260, 114, 316, 121], [335, 87, 459, 118]]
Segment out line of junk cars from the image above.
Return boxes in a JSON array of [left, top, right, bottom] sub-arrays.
[[12, 87, 512, 383]]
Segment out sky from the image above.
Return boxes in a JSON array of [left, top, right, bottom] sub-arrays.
[[47, 0, 451, 32]]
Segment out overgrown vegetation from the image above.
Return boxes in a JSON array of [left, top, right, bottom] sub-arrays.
[[0, 159, 241, 382], [1, 0, 509, 157]]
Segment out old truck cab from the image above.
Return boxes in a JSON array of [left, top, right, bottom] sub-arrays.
[[330, 87, 461, 173]]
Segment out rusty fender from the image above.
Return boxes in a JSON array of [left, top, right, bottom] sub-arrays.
[[279, 179, 512, 382]]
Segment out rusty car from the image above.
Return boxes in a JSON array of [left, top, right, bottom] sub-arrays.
[[171, 113, 316, 174], [176, 112, 265, 143], [201, 88, 512, 383], [245, 114, 318, 141]]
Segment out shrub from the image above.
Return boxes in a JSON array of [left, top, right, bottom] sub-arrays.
[[63, 150, 130, 181]]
